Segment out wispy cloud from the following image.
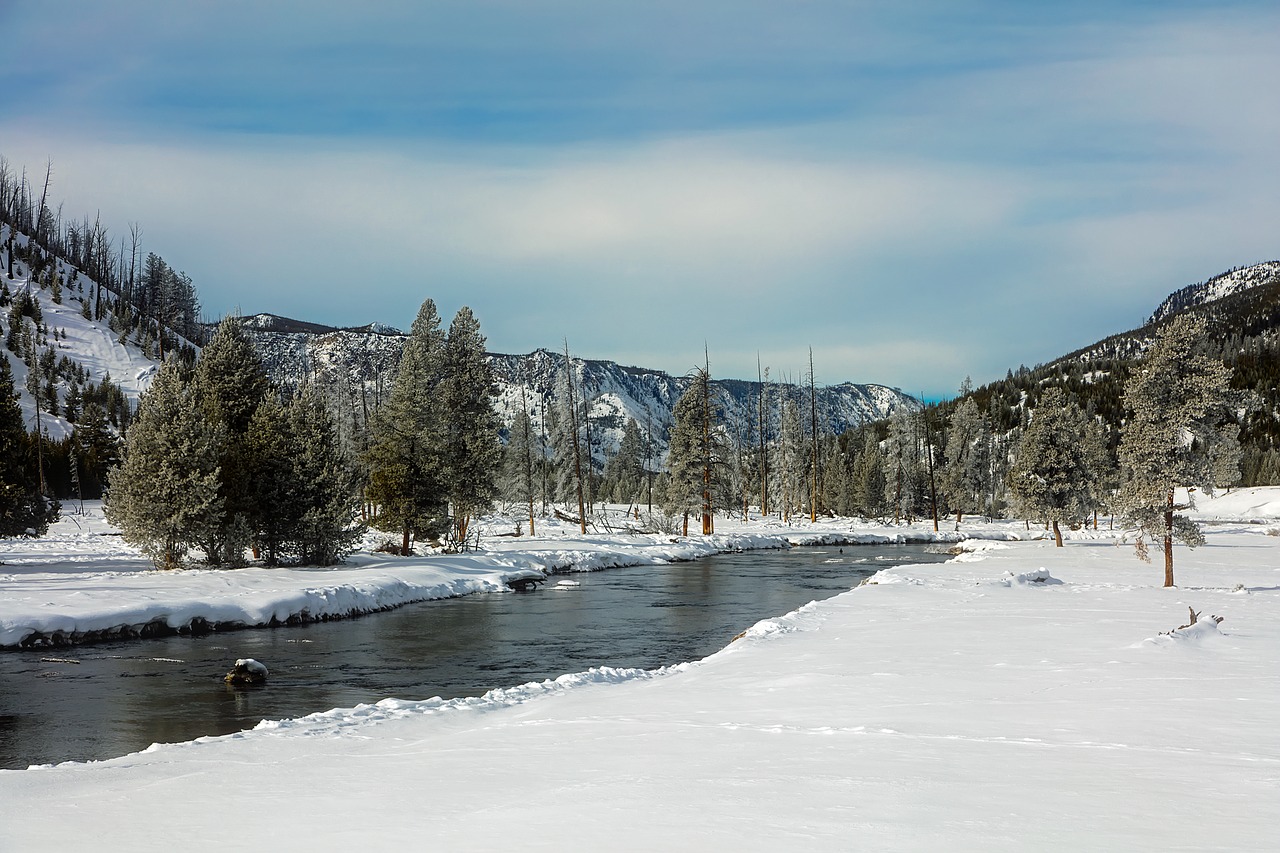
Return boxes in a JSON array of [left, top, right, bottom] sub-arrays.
[[1, 2, 1277, 395]]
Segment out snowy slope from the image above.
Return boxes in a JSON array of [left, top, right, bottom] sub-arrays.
[[1, 224, 161, 440], [245, 320, 919, 457], [1148, 260, 1280, 325]]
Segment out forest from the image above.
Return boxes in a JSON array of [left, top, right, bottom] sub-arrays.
[[2, 155, 1277, 583]]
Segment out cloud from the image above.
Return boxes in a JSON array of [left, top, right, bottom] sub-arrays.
[[1, 2, 1277, 398]]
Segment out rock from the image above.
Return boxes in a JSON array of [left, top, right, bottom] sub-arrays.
[[224, 658, 268, 685]]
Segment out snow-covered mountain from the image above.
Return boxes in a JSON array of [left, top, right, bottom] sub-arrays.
[[1147, 261, 1280, 326], [240, 314, 918, 457]]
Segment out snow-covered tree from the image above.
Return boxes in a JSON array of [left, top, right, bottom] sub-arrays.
[[437, 306, 501, 546], [943, 398, 992, 526], [365, 299, 449, 555], [883, 408, 925, 523], [665, 367, 723, 535], [500, 387, 538, 534], [105, 360, 224, 568], [603, 417, 645, 505], [1007, 388, 1103, 547], [1116, 314, 1240, 585], [852, 432, 887, 519]]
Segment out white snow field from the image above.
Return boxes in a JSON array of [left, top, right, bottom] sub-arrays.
[[1, 491, 1278, 851]]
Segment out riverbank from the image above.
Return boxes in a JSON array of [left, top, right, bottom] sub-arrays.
[[1, 502, 1034, 649], [2, 491, 1277, 850]]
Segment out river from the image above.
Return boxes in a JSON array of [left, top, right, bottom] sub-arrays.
[[0, 543, 949, 769]]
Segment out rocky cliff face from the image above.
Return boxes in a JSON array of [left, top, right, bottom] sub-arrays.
[[241, 316, 918, 458]]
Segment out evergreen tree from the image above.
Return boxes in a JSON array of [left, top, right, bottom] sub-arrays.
[[0, 354, 58, 536], [852, 432, 887, 519], [1007, 388, 1103, 547], [603, 417, 645, 504], [500, 387, 538, 534], [243, 395, 300, 565], [105, 360, 224, 568], [665, 367, 723, 535], [365, 299, 448, 554], [437, 306, 501, 546], [943, 398, 992, 526], [1116, 314, 1240, 585], [288, 386, 364, 565], [193, 316, 271, 565], [883, 408, 924, 523]]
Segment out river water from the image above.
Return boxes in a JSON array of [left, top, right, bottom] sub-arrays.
[[0, 544, 948, 769]]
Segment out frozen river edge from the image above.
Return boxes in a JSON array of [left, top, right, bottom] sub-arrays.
[[2, 496, 1279, 851]]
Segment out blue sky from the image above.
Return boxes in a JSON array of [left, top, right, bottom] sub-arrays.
[[1, 1, 1277, 398]]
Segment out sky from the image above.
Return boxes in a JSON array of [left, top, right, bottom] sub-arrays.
[[1, 1, 1277, 399]]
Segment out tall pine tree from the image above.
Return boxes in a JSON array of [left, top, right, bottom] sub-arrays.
[[365, 299, 448, 554], [437, 306, 501, 547], [1117, 314, 1240, 585]]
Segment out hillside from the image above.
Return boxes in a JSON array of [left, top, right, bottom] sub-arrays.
[[243, 315, 918, 460], [943, 259, 1280, 484]]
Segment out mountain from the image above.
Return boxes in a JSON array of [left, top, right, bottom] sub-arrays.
[[241, 314, 919, 459], [1148, 262, 1280, 326], [946, 259, 1280, 484]]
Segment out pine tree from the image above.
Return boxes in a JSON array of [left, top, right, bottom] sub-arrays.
[[437, 306, 501, 546], [365, 299, 448, 554], [288, 386, 363, 564], [883, 408, 923, 523], [193, 316, 271, 565], [603, 417, 645, 504], [500, 387, 538, 534], [1116, 314, 1240, 585], [852, 432, 887, 519], [105, 360, 224, 568], [1007, 388, 1102, 547], [0, 354, 58, 536], [243, 395, 299, 565], [665, 367, 722, 535], [943, 398, 992, 527]]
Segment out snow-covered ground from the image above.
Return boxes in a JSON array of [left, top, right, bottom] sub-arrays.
[[1, 491, 1278, 850]]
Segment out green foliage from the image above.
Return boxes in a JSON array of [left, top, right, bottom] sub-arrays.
[[1007, 388, 1104, 544], [664, 367, 726, 530], [365, 299, 449, 552], [104, 360, 224, 568], [438, 306, 501, 544], [0, 354, 59, 536], [1116, 314, 1239, 583]]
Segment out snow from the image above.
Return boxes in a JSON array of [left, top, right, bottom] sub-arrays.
[[1, 224, 161, 439], [1, 491, 1279, 850]]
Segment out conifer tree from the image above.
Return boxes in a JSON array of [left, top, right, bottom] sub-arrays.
[[193, 316, 271, 565], [288, 386, 364, 564], [0, 354, 58, 536], [1007, 387, 1102, 547], [603, 417, 645, 505], [243, 395, 299, 565], [437, 306, 501, 546], [665, 367, 722, 535], [1116, 314, 1240, 585], [365, 299, 448, 554], [943, 398, 992, 527], [105, 360, 224, 568], [852, 432, 887, 519], [500, 387, 538, 534]]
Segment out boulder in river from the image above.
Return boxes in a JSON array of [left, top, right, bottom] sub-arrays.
[[224, 658, 268, 685]]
